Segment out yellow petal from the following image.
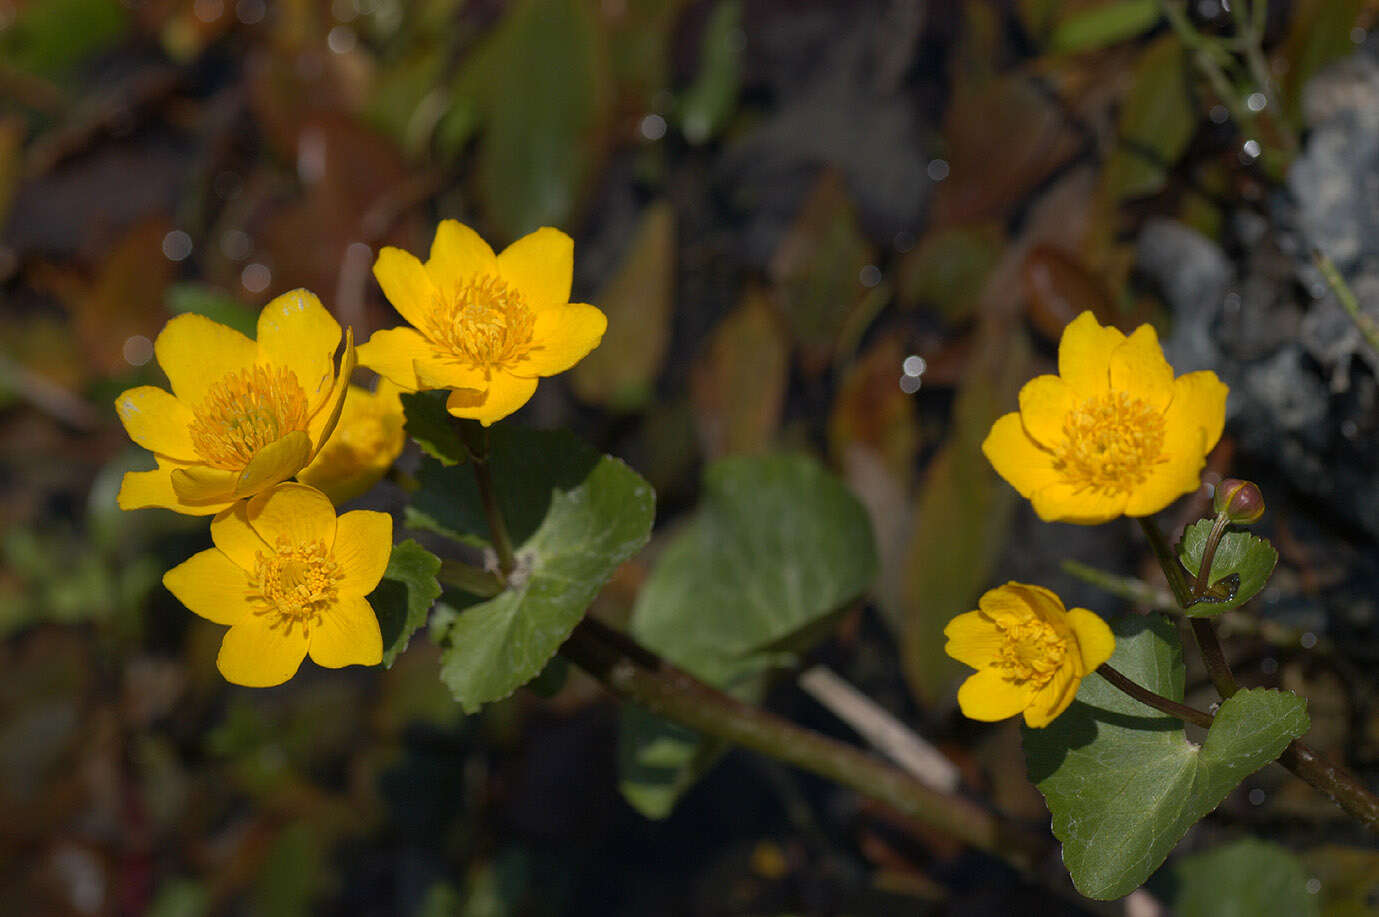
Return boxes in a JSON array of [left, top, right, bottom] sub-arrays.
[[956, 669, 1034, 722], [246, 481, 338, 547], [333, 510, 393, 595], [118, 462, 233, 516], [1023, 664, 1080, 728], [114, 386, 198, 461], [255, 289, 342, 408], [374, 246, 442, 332], [1029, 481, 1128, 524], [511, 303, 608, 377], [426, 219, 497, 285], [163, 548, 253, 625], [210, 503, 271, 569], [233, 430, 313, 498], [357, 326, 436, 391], [1016, 375, 1075, 450], [413, 351, 489, 392], [1005, 582, 1069, 626], [171, 465, 240, 504], [943, 610, 1004, 669], [154, 313, 257, 405], [306, 328, 356, 459], [1123, 435, 1206, 516], [445, 373, 537, 426], [1107, 324, 1175, 411], [981, 412, 1060, 499], [1057, 311, 1124, 398], [1167, 370, 1228, 453], [496, 226, 573, 311], [217, 619, 309, 687], [308, 594, 383, 669], [1066, 607, 1115, 673]]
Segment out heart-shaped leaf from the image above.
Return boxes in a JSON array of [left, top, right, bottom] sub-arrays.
[[620, 454, 877, 817], [371, 540, 442, 668], [1177, 518, 1279, 616], [1024, 615, 1309, 900], [416, 428, 655, 713], [400, 391, 468, 467]]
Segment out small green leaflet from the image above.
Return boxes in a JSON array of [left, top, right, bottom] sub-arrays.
[[1177, 518, 1278, 616]]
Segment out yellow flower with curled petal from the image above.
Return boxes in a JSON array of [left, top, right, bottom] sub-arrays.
[[945, 582, 1114, 728], [163, 483, 391, 687], [982, 311, 1227, 524], [115, 290, 356, 516], [297, 379, 406, 504], [357, 220, 607, 426]]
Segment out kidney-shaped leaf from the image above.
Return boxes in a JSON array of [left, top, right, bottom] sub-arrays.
[[620, 454, 878, 816], [416, 429, 655, 713], [1024, 615, 1309, 900]]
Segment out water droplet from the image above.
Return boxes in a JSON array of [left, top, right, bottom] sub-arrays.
[[1209, 104, 1230, 124], [193, 0, 223, 22], [236, 0, 266, 24], [1300, 631, 1317, 649], [899, 374, 921, 394], [123, 335, 154, 367], [242, 262, 272, 293], [220, 229, 252, 261], [1260, 656, 1278, 674], [902, 355, 926, 377], [1248, 787, 1266, 805], [1241, 139, 1262, 160], [926, 159, 950, 182], [327, 25, 356, 54], [858, 264, 882, 288], [162, 230, 193, 262], [639, 113, 667, 141], [1246, 92, 1267, 112], [1305, 878, 1321, 895]]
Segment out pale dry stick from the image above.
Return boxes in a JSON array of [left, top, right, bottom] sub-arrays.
[[798, 665, 962, 792], [0, 353, 100, 430]]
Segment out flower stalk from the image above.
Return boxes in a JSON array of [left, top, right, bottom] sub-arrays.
[[459, 419, 517, 580], [560, 615, 1050, 867]]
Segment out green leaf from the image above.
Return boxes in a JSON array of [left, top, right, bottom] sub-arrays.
[[462, 0, 612, 241], [371, 540, 442, 668], [1025, 615, 1310, 900], [1048, 0, 1161, 54], [620, 454, 878, 817], [400, 390, 468, 467], [1177, 518, 1279, 616], [677, 0, 744, 144], [1164, 838, 1318, 917], [0, 0, 127, 82], [427, 429, 655, 713], [1103, 33, 1195, 201]]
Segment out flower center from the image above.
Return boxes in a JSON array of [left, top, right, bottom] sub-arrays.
[[992, 612, 1067, 686], [247, 537, 341, 637], [428, 275, 536, 373], [188, 365, 310, 470], [1053, 392, 1167, 495]]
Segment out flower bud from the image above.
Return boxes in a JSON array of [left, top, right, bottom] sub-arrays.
[[1213, 478, 1265, 524]]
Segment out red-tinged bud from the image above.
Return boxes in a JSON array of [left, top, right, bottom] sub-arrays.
[[1214, 478, 1265, 525]]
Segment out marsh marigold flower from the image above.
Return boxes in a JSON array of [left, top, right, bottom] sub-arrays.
[[115, 291, 356, 515], [945, 582, 1114, 728], [356, 220, 607, 426], [297, 379, 406, 504], [982, 312, 1227, 524], [163, 483, 391, 687]]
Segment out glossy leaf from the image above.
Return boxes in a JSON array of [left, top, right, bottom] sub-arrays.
[[1048, 0, 1161, 54], [400, 390, 468, 467], [1177, 519, 1279, 616], [421, 429, 655, 712], [620, 454, 878, 817], [1025, 615, 1310, 900], [677, 0, 744, 144], [372, 540, 443, 668]]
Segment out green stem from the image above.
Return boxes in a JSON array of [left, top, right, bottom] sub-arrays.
[[1314, 248, 1379, 356], [1097, 663, 1215, 729], [1190, 511, 1233, 600], [1060, 559, 1176, 611], [438, 558, 504, 598], [457, 420, 517, 580], [560, 615, 1050, 866], [1138, 516, 1379, 829]]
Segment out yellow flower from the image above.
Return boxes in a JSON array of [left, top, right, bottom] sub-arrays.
[[115, 290, 356, 516], [297, 379, 406, 504], [945, 582, 1114, 728], [163, 482, 391, 687], [982, 312, 1227, 524], [357, 220, 607, 426]]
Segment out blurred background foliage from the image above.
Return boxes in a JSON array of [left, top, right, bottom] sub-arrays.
[[5, 0, 1379, 913]]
